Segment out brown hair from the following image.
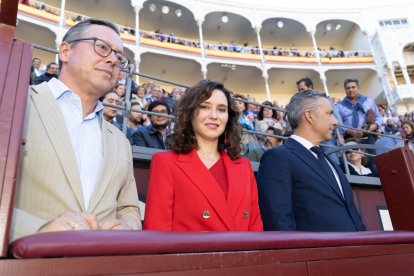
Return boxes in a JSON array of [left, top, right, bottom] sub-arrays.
[[170, 80, 241, 159], [257, 101, 277, 120]]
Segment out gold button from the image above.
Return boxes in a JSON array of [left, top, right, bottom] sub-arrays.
[[202, 211, 210, 219], [243, 211, 249, 219]]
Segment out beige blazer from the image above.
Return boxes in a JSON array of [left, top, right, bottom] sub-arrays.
[[11, 83, 141, 241]]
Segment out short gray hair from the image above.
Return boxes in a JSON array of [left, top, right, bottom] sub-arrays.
[[59, 18, 120, 69], [286, 90, 327, 130]]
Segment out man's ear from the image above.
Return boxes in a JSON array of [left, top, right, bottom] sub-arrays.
[[59, 42, 70, 64], [304, 110, 313, 124]]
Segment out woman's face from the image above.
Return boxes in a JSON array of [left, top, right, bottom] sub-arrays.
[[192, 89, 229, 144], [345, 141, 363, 164], [137, 87, 146, 98], [116, 85, 126, 97], [234, 99, 245, 114], [403, 124, 413, 135], [263, 107, 273, 119]]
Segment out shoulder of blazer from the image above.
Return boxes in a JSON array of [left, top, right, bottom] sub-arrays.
[[30, 82, 51, 96]]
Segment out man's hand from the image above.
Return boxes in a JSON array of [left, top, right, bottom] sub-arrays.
[[347, 129, 364, 138], [100, 218, 133, 230], [38, 211, 99, 233], [368, 124, 378, 132]]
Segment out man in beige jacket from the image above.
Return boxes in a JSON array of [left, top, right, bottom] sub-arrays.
[[11, 18, 142, 241]]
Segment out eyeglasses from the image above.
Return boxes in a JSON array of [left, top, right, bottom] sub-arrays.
[[67, 37, 129, 69]]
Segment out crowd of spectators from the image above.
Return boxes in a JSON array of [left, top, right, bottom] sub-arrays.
[[30, 55, 414, 178], [20, 1, 371, 59]]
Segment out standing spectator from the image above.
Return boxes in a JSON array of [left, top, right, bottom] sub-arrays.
[[337, 78, 382, 138], [34, 62, 58, 85], [30, 57, 43, 84], [144, 80, 263, 231], [130, 101, 171, 149], [296, 77, 313, 92], [337, 78, 382, 171]]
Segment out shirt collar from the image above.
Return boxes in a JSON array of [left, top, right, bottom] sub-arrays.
[[48, 77, 104, 119], [290, 134, 316, 150]]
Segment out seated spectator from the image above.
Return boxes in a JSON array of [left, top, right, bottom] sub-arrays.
[[135, 85, 149, 109], [402, 121, 414, 140], [34, 62, 58, 85], [126, 102, 149, 141], [100, 92, 122, 130], [115, 83, 126, 102], [233, 94, 259, 156], [342, 139, 377, 177], [247, 127, 283, 162], [255, 101, 283, 141], [384, 118, 398, 134], [145, 85, 163, 103], [244, 97, 258, 122], [130, 101, 171, 149]]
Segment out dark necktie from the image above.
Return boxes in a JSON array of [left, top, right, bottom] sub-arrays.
[[310, 146, 343, 197]]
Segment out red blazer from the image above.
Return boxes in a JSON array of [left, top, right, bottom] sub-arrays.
[[144, 148, 263, 231]]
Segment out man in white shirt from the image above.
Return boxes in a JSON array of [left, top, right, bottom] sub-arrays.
[[11, 18, 142, 241], [257, 90, 365, 232]]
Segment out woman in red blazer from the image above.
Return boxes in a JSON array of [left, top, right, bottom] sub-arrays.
[[144, 80, 263, 231]]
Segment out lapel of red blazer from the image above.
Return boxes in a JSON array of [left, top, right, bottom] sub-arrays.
[[176, 148, 236, 230], [222, 152, 245, 220]]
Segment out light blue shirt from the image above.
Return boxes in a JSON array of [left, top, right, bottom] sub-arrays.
[[48, 78, 104, 210], [337, 94, 382, 132]]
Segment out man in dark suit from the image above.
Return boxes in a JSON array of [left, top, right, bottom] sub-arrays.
[[257, 90, 366, 232], [130, 101, 171, 150]]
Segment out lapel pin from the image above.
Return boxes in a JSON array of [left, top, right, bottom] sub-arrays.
[[243, 211, 249, 219]]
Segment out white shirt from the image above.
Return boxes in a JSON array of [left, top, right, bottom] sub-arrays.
[[48, 78, 104, 210], [348, 163, 372, 175], [290, 134, 344, 197]]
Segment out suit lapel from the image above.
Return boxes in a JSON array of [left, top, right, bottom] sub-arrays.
[[31, 83, 85, 211], [223, 153, 245, 219], [88, 120, 117, 213], [176, 149, 235, 230], [286, 138, 344, 200]]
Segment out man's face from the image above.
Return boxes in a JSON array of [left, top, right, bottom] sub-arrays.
[[150, 104, 169, 129], [152, 86, 162, 99], [47, 64, 59, 75], [345, 81, 359, 99], [311, 98, 337, 143], [33, 59, 41, 69], [60, 25, 123, 99], [297, 81, 311, 92], [265, 130, 278, 148], [129, 104, 142, 123], [103, 92, 121, 120]]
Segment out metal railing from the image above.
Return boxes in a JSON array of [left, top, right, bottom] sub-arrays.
[[31, 44, 411, 177]]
